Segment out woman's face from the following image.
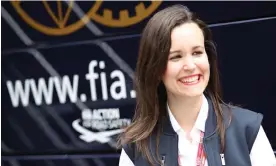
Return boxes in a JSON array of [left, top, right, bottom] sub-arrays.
[[162, 22, 210, 98]]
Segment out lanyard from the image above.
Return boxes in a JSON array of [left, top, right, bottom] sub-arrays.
[[178, 131, 206, 166]]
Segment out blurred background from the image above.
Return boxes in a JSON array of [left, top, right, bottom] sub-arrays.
[[1, 1, 276, 166]]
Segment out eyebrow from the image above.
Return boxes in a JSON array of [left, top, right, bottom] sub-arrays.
[[169, 46, 204, 54], [169, 50, 181, 55], [192, 46, 204, 50]]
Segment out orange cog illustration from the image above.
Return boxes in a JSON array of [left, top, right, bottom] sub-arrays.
[[11, 1, 162, 36]]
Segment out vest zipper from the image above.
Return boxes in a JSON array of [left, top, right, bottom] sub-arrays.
[[220, 153, 225, 165], [161, 155, 165, 166]]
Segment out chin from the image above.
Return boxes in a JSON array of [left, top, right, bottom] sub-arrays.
[[179, 89, 205, 98], [183, 93, 203, 98]]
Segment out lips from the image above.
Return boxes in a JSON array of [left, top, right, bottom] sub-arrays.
[[179, 74, 201, 85]]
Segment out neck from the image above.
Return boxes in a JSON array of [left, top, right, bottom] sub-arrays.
[[167, 94, 203, 132]]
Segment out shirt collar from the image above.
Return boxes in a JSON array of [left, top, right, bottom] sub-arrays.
[[167, 95, 209, 133]]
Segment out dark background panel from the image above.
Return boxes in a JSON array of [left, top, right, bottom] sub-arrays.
[[212, 18, 276, 148]]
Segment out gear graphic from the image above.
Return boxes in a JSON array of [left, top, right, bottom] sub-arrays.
[[10, 1, 162, 36], [90, 1, 162, 27], [11, 1, 103, 36]]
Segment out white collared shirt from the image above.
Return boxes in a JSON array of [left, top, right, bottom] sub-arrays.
[[169, 95, 209, 166], [119, 96, 276, 165]]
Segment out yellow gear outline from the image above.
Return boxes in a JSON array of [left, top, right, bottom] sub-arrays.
[[10, 1, 162, 36], [10, 1, 103, 36], [90, 1, 162, 27]]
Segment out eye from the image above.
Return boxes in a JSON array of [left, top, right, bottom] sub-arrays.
[[192, 51, 203, 56], [169, 55, 182, 61]]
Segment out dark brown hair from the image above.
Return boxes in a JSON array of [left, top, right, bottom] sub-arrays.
[[118, 4, 227, 165]]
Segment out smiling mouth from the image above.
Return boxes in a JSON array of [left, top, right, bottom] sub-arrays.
[[179, 74, 201, 85]]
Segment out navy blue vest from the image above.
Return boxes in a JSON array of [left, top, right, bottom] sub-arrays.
[[123, 98, 263, 166]]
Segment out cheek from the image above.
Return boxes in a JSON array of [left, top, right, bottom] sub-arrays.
[[164, 62, 182, 79], [196, 56, 210, 74]]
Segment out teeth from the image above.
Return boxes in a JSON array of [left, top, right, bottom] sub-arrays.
[[181, 75, 199, 83]]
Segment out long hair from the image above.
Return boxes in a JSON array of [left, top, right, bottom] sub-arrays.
[[118, 4, 227, 165]]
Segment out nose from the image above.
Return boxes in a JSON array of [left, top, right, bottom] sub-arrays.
[[183, 57, 196, 71]]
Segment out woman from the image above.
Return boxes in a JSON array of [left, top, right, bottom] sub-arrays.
[[118, 4, 275, 166]]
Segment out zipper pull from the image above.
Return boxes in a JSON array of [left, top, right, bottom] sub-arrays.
[[220, 153, 225, 165], [161, 156, 165, 166]]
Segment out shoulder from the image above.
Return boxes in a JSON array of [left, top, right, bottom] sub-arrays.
[[119, 147, 135, 166], [121, 143, 136, 163], [223, 105, 263, 126], [222, 104, 263, 151]]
